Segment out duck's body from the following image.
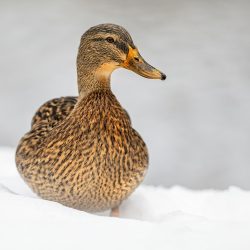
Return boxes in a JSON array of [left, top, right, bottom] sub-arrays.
[[16, 24, 165, 215], [16, 90, 147, 212]]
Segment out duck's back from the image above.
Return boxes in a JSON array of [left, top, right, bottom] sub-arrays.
[[16, 90, 148, 212]]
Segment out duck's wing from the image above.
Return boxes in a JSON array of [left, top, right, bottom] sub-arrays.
[[31, 96, 77, 129]]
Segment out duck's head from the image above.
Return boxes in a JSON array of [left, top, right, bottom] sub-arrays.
[[77, 23, 166, 95]]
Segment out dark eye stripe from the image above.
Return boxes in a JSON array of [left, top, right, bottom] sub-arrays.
[[92, 38, 129, 54], [114, 41, 129, 54], [92, 38, 104, 42]]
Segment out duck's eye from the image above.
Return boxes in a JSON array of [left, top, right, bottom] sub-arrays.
[[106, 37, 115, 43]]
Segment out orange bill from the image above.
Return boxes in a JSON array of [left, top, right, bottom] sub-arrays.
[[121, 46, 166, 80]]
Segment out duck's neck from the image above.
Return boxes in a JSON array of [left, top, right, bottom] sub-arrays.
[[77, 62, 118, 98]]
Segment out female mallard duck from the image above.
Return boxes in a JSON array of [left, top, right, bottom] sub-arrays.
[[16, 23, 166, 216]]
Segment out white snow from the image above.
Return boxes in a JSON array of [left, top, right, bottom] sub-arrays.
[[1, 147, 250, 250]]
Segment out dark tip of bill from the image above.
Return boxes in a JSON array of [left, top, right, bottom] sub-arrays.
[[161, 73, 166, 80]]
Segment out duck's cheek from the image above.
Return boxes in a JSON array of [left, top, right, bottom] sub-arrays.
[[119, 52, 127, 62]]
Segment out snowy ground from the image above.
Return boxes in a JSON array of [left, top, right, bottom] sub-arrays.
[[1, 147, 250, 250]]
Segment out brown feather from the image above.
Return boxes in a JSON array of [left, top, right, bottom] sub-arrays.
[[16, 24, 149, 212]]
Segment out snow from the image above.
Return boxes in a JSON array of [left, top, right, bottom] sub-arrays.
[[0, 147, 250, 250]]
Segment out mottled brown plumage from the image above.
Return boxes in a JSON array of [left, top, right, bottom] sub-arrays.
[[16, 23, 165, 214]]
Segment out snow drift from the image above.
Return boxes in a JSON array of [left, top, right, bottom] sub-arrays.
[[0, 147, 250, 250]]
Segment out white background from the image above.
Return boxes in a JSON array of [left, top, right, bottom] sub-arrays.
[[1, 0, 249, 189]]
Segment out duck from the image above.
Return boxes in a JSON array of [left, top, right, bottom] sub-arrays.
[[15, 23, 166, 217]]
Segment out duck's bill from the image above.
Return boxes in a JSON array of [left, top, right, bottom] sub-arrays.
[[121, 46, 166, 80]]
